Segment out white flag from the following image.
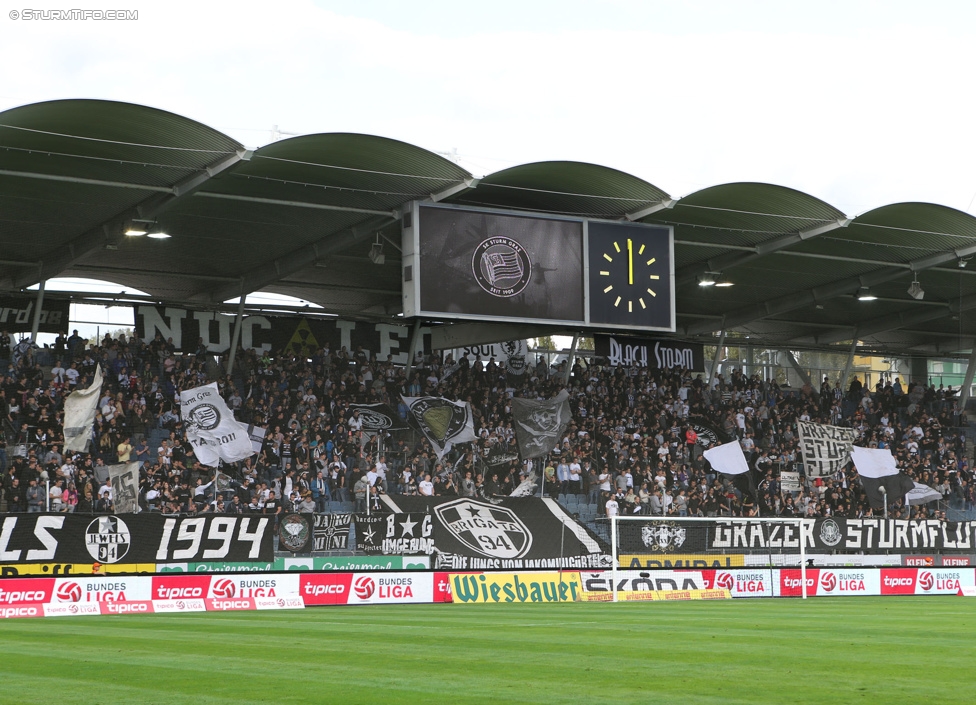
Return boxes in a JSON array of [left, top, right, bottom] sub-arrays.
[[906, 482, 942, 506], [850, 446, 898, 478], [703, 441, 750, 475], [180, 383, 255, 467], [62, 364, 103, 453]]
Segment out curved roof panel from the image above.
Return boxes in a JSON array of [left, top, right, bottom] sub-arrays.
[[451, 161, 669, 218], [3, 99, 976, 356]]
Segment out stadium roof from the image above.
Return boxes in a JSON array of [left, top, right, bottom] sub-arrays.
[[2, 98, 976, 357]]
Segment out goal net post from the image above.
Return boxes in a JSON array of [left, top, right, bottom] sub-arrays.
[[609, 516, 809, 599]]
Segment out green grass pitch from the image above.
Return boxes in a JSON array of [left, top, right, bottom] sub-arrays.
[[1, 598, 973, 704]]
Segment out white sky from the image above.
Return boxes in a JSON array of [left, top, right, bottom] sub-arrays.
[[3, 1, 976, 218]]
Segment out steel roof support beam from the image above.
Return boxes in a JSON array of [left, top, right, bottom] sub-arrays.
[[194, 214, 396, 304], [839, 337, 859, 392], [625, 199, 677, 221], [682, 241, 976, 337], [193, 191, 394, 218], [782, 349, 812, 388], [429, 177, 481, 202], [1, 149, 251, 290], [957, 346, 976, 410], [793, 291, 976, 345], [0, 169, 174, 193], [428, 322, 554, 351], [675, 218, 851, 288]]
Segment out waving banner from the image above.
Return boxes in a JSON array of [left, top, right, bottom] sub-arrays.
[[180, 384, 255, 466], [108, 462, 141, 514], [346, 404, 409, 433], [401, 396, 476, 461], [62, 364, 103, 453], [798, 422, 856, 478], [511, 390, 571, 459]]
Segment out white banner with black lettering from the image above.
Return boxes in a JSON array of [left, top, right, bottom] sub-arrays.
[[180, 384, 255, 466], [797, 421, 856, 478]]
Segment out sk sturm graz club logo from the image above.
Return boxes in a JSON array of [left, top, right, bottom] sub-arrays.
[[358, 409, 393, 432], [502, 340, 527, 375], [410, 398, 468, 444], [819, 519, 843, 547], [640, 522, 687, 553], [472, 237, 531, 297], [435, 499, 532, 559], [278, 514, 311, 552], [187, 403, 221, 431], [85, 516, 131, 563]]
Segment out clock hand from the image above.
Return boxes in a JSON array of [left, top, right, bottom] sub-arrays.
[[628, 238, 633, 285]]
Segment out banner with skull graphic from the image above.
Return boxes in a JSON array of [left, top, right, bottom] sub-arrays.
[[511, 390, 572, 459]]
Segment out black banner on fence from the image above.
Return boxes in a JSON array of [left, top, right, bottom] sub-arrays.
[[705, 518, 976, 553], [355, 513, 434, 556], [314, 513, 352, 551], [594, 334, 705, 371], [0, 513, 274, 564], [133, 305, 430, 363], [376, 496, 611, 570], [0, 296, 70, 334]]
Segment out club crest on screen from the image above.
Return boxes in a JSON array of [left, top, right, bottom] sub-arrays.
[[472, 237, 531, 297]]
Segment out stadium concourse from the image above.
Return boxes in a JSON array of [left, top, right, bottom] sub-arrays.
[[0, 330, 971, 526]]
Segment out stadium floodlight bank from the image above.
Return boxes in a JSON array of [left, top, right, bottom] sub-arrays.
[[609, 516, 810, 600]]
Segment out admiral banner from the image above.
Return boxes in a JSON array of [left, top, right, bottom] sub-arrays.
[[0, 295, 70, 334], [0, 514, 274, 565], [378, 496, 611, 570], [594, 335, 705, 371], [134, 305, 431, 362], [797, 421, 856, 478], [355, 513, 434, 556]]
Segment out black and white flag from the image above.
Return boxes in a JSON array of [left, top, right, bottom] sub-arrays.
[[906, 482, 942, 506], [108, 461, 141, 514], [401, 395, 476, 461], [511, 390, 571, 459], [245, 424, 267, 454], [797, 421, 856, 478], [180, 383, 255, 466], [355, 512, 434, 555], [313, 514, 352, 551], [347, 403, 409, 433], [851, 446, 916, 509]]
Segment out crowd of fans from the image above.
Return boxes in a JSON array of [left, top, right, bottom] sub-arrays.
[[0, 326, 972, 524]]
